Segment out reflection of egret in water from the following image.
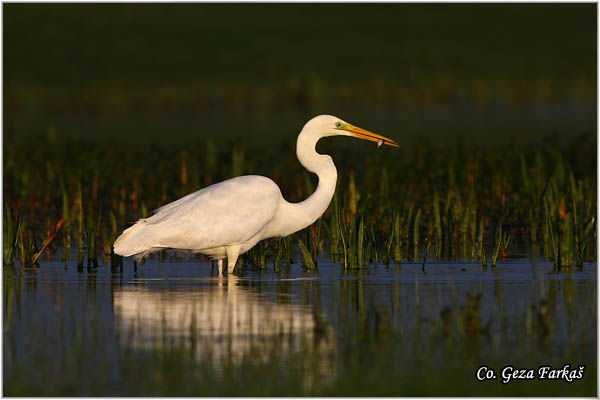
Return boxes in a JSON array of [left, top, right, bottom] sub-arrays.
[[113, 275, 335, 383]]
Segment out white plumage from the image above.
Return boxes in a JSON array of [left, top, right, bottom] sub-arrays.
[[113, 114, 398, 275]]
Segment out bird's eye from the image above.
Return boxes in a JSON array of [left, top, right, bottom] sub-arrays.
[[335, 122, 341, 128]]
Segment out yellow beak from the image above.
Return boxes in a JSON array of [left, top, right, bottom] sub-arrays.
[[339, 123, 399, 148]]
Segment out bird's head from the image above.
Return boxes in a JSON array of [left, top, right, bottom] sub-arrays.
[[303, 114, 399, 148]]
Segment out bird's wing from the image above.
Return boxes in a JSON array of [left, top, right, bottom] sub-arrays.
[[141, 175, 282, 250]]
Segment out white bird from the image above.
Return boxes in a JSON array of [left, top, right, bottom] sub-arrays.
[[113, 115, 398, 275]]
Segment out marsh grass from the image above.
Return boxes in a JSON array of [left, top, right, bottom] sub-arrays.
[[2, 128, 596, 270], [3, 204, 16, 268]]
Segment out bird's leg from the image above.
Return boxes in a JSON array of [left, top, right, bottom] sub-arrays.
[[227, 258, 237, 275], [225, 246, 240, 275], [217, 259, 224, 276]]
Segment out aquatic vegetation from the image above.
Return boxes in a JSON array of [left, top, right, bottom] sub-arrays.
[[30, 217, 64, 266], [2, 126, 596, 270], [3, 204, 16, 268]]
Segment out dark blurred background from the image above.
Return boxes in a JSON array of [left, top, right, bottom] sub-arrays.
[[3, 3, 596, 149]]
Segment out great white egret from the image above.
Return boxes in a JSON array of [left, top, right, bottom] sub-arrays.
[[113, 115, 398, 275]]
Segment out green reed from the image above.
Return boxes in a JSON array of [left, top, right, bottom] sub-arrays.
[[298, 239, 316, 270], [568, 172, 596, 268], [432, 192, 442, 261], [491, 225, 510, 268], [16, 218, 38, 268], [75, 181, 84, 268], [538, 168, 596, 270], [272, 238, 285, 272], [61, 181, 71, 264], [337, 201, 348, 269], [4, 204, 15, 268]]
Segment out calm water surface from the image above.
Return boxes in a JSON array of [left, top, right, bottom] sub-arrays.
[[6, 259, 596, 348], [3, 256, 597, 395]]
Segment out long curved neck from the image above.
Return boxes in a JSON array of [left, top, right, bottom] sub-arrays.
[[283, 130, 338, 233]]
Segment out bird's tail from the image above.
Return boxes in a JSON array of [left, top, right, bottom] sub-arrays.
[[113, 219, 159, 258]]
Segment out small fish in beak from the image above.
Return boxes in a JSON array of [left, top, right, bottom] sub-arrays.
[[377, 139, 384, 148]]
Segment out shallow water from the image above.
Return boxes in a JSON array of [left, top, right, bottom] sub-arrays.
[[5, 258, 596, 349], [3, 257, 597, 395]]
